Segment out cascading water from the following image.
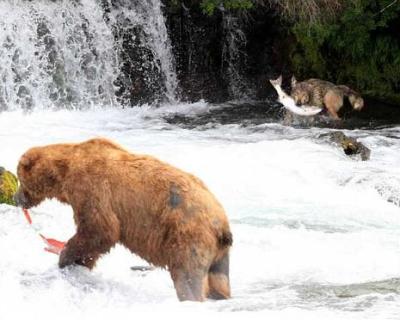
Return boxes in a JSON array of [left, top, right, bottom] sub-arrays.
[[106, 0, 178, 103], [0, 0, 118, 110], [140, 0, 179, 103], [221, 12, 253, 100], [107, 0, 179, 104], [0, 0, 178, 110]]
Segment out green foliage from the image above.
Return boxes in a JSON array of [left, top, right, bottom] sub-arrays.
[[291, 0, 400, 103], [0, 168, 18, 206], [200, 0, 253, 15], [166, 0, 254, 15]]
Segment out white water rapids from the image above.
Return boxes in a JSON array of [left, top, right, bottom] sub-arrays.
[[0, 103, 400, 319]]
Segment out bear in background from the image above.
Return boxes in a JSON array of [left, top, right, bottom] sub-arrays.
[[291, 77, 364, 119]]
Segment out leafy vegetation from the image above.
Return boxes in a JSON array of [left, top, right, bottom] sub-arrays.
[[270, 0, 344, 23], [200, 0, 253, 14], [290, 0, 400, 103], [167, 0, 254, 14], [194, 0, 345, 19], [0, 168, 18, 206]]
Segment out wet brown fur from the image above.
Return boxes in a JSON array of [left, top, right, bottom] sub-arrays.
[[15, 138, 232, 302], [291, 77, 364, 119]]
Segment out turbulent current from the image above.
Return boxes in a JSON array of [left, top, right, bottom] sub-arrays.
[[1, 103, 400, 318]]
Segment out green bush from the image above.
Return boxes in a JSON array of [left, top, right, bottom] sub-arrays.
[[291, 0, 400, 103], [0, 168, 18, 206], [167, 0, 253, 14], [199, 0, 253, 14]]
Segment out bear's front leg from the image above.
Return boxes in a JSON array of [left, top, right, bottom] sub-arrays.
[[59, 233, 101, 269], [59, 206, 120, 270]]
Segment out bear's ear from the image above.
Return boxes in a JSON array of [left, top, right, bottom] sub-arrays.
[[20, 153, 40, 171], [291, 76, 297, 88]]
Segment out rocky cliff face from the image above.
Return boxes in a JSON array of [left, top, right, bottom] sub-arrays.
[[163, 1, 290, 102]]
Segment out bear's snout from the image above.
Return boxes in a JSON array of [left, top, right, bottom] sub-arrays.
[[13, 189, 29, 208]]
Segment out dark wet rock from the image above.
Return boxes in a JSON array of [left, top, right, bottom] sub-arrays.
[[163, 2, 288, 102], [164, 101, 400, 131], [319, 131, 371, 161], [130, 265, 155, 272], [164, 101, 284, 129]]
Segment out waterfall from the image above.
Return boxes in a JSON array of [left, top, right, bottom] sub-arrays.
[[221, 12, 253, 100], [108, 0, 179, 104], [0, 0, 178, 110]]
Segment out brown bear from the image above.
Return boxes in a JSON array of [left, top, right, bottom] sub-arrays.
[[14, 138, 232, 302]]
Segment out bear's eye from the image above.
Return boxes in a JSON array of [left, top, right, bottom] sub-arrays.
[[20, 154, 40, 172], [22, 161, 34, 171]]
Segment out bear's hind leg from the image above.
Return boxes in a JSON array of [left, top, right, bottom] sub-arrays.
[[170, 268, 208, 302], [208, 252, 231, 300], [324, 90, 343, 120]]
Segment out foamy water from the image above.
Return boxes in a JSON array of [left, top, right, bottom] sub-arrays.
[[1, 103, 400, 319]]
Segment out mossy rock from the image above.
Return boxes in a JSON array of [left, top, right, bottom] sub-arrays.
[[319, 131, 371, 161], [0, 167, 18, 206]]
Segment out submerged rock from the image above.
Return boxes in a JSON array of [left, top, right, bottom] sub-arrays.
[[320, 131, 371, 161], [0, 167, 18, 205]]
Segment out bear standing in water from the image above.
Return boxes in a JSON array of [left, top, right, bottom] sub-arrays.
[[14, 138, 232, 301]]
